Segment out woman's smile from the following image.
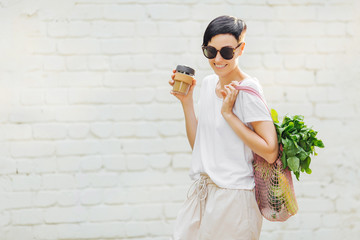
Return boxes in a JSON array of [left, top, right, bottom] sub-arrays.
[[214, 63, 227, 69]]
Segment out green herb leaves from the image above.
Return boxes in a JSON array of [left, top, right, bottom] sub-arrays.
[[271, 109, 325, 181], [287, 156, 300, 173]]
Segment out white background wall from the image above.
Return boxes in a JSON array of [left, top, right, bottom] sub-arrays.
[[0, 0, 359, 239]]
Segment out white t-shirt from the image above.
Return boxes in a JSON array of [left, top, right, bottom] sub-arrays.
[[189, 74, 272, 189]]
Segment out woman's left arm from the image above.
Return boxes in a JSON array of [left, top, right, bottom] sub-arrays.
[[220, 83, 278, 164], [223, 114, 278, 164]]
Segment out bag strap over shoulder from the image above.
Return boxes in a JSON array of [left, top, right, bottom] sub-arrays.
[[234, 85, 271, 116]]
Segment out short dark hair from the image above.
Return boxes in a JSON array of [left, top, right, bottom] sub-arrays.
[[202, 15, 247, 46]]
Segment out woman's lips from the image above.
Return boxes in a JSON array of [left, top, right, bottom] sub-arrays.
[[214, 63, 227, 69]]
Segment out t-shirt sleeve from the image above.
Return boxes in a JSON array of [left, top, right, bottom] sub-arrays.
[[239, 79, 272, 123]]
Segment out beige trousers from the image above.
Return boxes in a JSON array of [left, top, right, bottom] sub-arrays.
[[172, 174, 263, 240]]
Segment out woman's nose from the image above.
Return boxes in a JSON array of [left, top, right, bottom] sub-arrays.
[[214, 51, 223, 62]]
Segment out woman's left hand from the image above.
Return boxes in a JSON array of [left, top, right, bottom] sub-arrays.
[[220, 81, 240, 118]]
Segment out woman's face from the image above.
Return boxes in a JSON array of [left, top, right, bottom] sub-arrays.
[[206, 34, 244, 78]]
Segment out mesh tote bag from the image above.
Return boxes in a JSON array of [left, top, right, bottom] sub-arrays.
[[235, 85, 298, 222]]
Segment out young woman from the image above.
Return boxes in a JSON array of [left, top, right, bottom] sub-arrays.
[[169, 15, 278, 240]]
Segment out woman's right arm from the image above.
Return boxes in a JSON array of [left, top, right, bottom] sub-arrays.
[[169, 70, 198, 149], [181, 99, 197, 149]]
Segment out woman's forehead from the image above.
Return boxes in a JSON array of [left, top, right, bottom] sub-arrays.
[[208, 34, 238, 47]]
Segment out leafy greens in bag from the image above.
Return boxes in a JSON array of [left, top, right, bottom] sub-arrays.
[[271, 109, 325, 180]]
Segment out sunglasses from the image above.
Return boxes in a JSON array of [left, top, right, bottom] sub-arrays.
[[202, 43, 243, 60]]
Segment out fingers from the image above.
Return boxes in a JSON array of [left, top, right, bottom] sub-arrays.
[[190, 78, 197, 88], [227, 84, 237, 91], [223, 84, 239, 102], [230, 81, 241, 90], [169, 69, 176, 86], [188, 78, 197, 92], [224, 85, 237, 96], [230, 80, 240, 86], [226, 84, 238, 94], [170, 69, 176, 81], [224, 85, 231, 96], [192, 78, 197, 86], [221, 83, 240, 115], [220, 90, 227, 99]]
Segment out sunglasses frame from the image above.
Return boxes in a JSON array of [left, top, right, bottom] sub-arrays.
[[201, 42, 243, 60]]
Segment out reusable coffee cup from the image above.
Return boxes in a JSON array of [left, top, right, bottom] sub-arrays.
[[172, 65, 195, 95]]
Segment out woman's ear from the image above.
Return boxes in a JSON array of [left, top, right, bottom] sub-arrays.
[[238, 42, 246, 56]]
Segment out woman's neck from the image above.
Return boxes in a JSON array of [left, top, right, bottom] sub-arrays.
[[218, 67, 249, 89]]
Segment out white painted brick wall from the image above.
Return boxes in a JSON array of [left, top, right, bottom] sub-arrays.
[[0, 0, 359, 239]]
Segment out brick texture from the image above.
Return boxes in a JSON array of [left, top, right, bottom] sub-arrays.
[[1, 0, 360, 239]]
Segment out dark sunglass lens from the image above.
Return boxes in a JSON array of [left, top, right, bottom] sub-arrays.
[[220, 47, 234, 60], [202, 48, 210, 58], [203, 46, 217, 59]]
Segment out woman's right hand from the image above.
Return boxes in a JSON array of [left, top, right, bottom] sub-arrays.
[[169, 69, 196, 104]]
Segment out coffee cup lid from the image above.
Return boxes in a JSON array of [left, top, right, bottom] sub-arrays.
[[176, 65, 195, 76]]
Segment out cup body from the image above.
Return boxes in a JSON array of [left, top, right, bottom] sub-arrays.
[[172, 65, 195, 95], [172, 73, 193, 95]]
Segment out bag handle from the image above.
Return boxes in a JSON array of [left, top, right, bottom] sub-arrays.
[[235, 85, 282, 165], [234, 85, 271, 115]]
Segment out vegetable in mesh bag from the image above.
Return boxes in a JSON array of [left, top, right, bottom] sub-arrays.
[[271, 109, 325, 181], [278, 171, 297, 215]]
